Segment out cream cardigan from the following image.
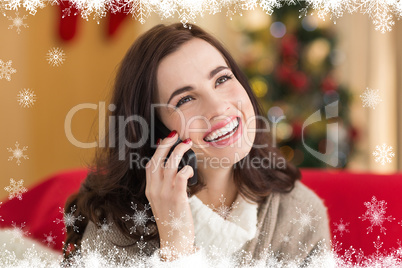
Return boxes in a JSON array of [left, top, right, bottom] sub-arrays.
[[80, 180, 331, 267]]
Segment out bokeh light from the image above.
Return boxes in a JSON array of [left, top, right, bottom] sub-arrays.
[[250, 77, 268, 98], [270, 22, 287, 38], [301, 15, 318, 31]]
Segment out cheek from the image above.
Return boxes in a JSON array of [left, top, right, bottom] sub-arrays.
[[235, 88, 256, 133], [176, 115, 202, 141], [235, 87, 254, 115]]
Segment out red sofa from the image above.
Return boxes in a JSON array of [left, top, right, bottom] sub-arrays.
[[1, 168, 401, 261]]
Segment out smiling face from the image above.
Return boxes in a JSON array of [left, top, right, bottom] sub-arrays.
[[155, 38, 256, 166]]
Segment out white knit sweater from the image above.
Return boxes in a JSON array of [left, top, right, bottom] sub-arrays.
[[187, 192, 258, 256], [80, 180, 332, 267]]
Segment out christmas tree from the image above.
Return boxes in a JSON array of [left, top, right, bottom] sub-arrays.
[[235, 4, 356, 168]]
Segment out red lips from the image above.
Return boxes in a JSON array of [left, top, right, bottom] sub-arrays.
[[203, 115, 238, 141]]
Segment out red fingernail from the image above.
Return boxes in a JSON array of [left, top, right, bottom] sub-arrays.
[[183, 138, 192, 144], [167, 130, 177, 138], [156, 138, 161, 145]]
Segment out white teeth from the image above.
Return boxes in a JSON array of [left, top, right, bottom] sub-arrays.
[[205, 118, 239, 142]]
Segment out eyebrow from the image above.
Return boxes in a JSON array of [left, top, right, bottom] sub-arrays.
[[166, 66, 231, 105]]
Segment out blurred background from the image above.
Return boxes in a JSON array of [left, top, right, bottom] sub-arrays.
[[1, 3, 401, 201]]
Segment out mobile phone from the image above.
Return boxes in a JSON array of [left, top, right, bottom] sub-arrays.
[[154, 117, 198, 186]]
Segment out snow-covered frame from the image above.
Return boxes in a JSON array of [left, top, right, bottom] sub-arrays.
[[1, 1, 401, 267], [1, 0, 402, 33]]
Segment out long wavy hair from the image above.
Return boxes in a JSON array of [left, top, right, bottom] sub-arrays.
[[63, 22, 301, 260]]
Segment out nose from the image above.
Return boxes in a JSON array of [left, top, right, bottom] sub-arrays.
[[203, 90, 230, 123]]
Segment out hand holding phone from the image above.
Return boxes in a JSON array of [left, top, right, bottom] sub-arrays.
[[154, 117, 198, 186], [145, 127, 197, 259]]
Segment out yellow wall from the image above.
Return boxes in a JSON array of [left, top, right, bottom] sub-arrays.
[[0, 6, 149, 200]]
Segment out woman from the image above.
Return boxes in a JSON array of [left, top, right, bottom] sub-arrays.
[[63, 22, 331, 267]]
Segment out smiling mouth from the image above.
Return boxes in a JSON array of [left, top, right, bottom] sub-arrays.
[[203, 117, 240, 142]]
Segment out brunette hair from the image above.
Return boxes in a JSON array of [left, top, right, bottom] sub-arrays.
[[63, 22, 301, 260]]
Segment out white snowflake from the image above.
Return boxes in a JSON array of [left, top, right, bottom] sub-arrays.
[[161, 210, 191, 238], [372, 143, 395, 166], [0, 59, 17, 81], [207, 194, 240, 224], [3, 0, 49, 14], [373, 235, 383, 251], [129, 0, 157, 24], [280, 233, 293, 244], [42, 232, 57, 247], [333, 218, 350, 237], [17, 88, 37, 108], [7, 141, 29, 165], [290, 205, 321, 234], [46, 47, 66, 67], [297, 241, 310, 256], [353, 0, 396, 33], [330, 236, 343, 255], [360, 88, 382, 109], [7, 11, 28, 34], [122, 202, 155, 235], [135, 235, 149, 259], [4, 178, 28, 200], [136, 235, 147, 251], [61, 0, 108, 23], [304, 0, 399, 33], [259, 0, 282, 16], [373, 11, 395, 33], [177, 9, 197, 27], [370, 235, 386, 260], [97, 218, 113, 233], [6, 222, 30, 244], [359, 196, 395, 234], [54, 205, 85, 234], [241, 0, 259, 11], [20, 0, 47, 15]]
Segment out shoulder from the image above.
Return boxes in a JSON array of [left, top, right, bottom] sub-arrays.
[[273, 180, 332, 261], [272, 179, 331, 248], [277, 180, 328, 217], [256, 179, 330, 237], [248, 179, 331, 262]]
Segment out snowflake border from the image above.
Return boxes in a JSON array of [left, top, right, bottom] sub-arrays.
[[1, 0, 401, 33]]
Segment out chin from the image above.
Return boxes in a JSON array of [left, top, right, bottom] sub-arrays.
[[235, 143, 254, 162]]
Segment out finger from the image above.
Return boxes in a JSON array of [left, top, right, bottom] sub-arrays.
[[145, 158, 163, 202], [146, 132, 178, 182], [163, 140, 193, 186], [146, 132, 180, 201], [174, 165, 194, 194], [152, 131, 179, 171], [145, 160, 152, 201]]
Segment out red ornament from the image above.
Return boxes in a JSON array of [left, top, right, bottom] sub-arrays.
[[107, 0, 132, 38], [276, 64, 293, 82], [291, 120, 303, 140], [321, 76, 338, 92], [289, 71, 308, 92], [58, 1, 80, 41], [349, 126, 359, 142], [107, 12, 129, 38], [280, 34, 298, 59], [57, 0, 132, 41]]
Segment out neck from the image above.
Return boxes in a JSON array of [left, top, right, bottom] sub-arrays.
[[195, 165, 238, 210]]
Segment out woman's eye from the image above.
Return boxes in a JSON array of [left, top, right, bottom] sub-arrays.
[[174, 73, 234, 109], [175, 96, 194, 108], [215, 74, 233, 87]]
